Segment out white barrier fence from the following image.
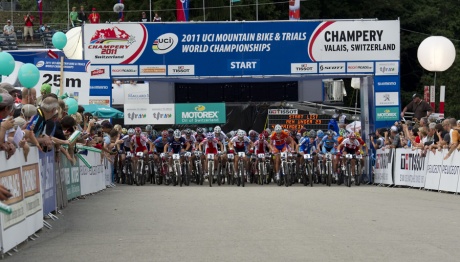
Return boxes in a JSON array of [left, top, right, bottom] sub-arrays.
[[0, 147, 113, 255], [374, 148, 460, 193]]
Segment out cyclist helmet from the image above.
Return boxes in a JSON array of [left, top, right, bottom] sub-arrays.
[[302, 131, 308, 137], [168, 128, 174, 134], [309, 130, 316, 138], [237, 129, 245, 138], [229, 130, 236, 138], [121, 128, 127, 135], [274, 124, 282, 134], [185, 128, 192, 135], [317, 130, 324, 139], [354, 132, 361, 139], [206, 132, 214, 140], [196, 127, 204, 134], [262, 130, 269, 138], [173, 129, 181, 138], [258, 134, 265, 140], [349, 133, 356, 139], [202, 127, 208, 133], [151, 130, 158, 138], [161, 130, 168, 138], [214, 126, 221, 134], [226, 132, 233, 139], [300, 128, 307, 135], [128, 128, 135, 135], [265, 128, 271, 134], [135, 127, 142, 133], [290, 130, 297, 137], [249, 130, 257, 137], [339, 128, 347, 137], [145, 125, 153, 132], [326, 130, 334, 137]]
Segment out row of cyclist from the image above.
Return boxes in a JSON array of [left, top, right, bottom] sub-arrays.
[[112, 124, 368, 187]]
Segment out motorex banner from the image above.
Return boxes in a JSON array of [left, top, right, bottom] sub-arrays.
[[175, 103, 226, 124], [61, 154, 81, 200]]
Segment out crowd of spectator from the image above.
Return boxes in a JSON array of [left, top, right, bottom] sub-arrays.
[[0, 83, 122, 174]]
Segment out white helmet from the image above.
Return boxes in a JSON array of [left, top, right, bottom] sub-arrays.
[[274, 124, 282, 134], [128, 128, 135, 135], [173, 129, 181, 138], [214, 126, 221, 134], [145, 125, 153, 131], [237, 129, 245, 138]]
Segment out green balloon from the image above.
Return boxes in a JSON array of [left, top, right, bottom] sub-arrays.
[[18, 63, 40, 88], [52, 32, 67, 50], [0, 52, 15, 76], [65, 98, 78, 114]]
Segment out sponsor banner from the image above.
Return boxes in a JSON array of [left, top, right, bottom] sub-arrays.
[[34, 58, 91, 104], [89, 96, 111, 106], [346, 62, 374, 73], [0, 168, 25, 229], [83, 20, 400, 76], [39, 150, 56, 214], [374, 148, 394, 185], [375, 61, 399, 76], [376, 107, 399, 121], [139, 65, 167, 76], [124, 83, 149, 104], [167, 65, 195, 76], [90, 65, 110, 79], [175, 103, 226, 124], [111, 65, 139, 76], [375, 92, 399, 106], [438, 150, 460, 193], [22, 163, 41, 216], [228, 59, 260, 72], [290, 63, 318, 74], [318, 62, 346, 73], [90, 79, 112, 97], [61, 154, 81, 200], [268, 109, 298, 115], [393, 148, 427, 187], [124, 104, 175, 125], [425, 150, 442, 190]]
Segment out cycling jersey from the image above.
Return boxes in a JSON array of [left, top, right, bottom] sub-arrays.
[[131, 134, 148, 153], [214, 131, 228, 151], [182, 134, 196, 151], [195, 133, 206, 143], [341, 138, 361, 154], [298, 137, 316, 154], [231, 136, 251, 152], [153, 137, 169, 153], [320, 135, 338, 149], [254, 140, 270, 154], [270, 131, 289, 146], [168, 137, 186, 154], [203, 137, 219, 155]]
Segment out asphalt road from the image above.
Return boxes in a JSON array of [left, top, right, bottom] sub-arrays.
[[6, 183, 460, 262]]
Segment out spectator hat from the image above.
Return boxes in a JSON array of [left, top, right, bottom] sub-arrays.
[[390, 126, 398, 132], [21, 104, 37, 118], [13, 117, 26, 129], [92, 7, 96, 11], [0, 83, 15, 94], [0, 93, 14, 107], [7, 20, 11, 23], [40, 83, 51, 94], [412, 93, 422, 99]]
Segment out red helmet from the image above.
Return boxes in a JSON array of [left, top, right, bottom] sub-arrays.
[[135, 127, 142, 133], [262, 130, 269, 138], [348, 133, 356, 139], [300, 128, 307, 134], [161, 130, 168, 137], [249, 130, 257, 137], [258, 134, 265, 141]]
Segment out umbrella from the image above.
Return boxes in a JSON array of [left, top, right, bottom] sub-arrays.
[[82, 104, 124, 118]]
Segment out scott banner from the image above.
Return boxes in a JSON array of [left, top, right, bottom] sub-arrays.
[[175, 103, 226, 124], [83, 20, 400, 76], [33, 58, 91, 104]]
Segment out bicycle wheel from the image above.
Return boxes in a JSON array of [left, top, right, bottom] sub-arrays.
[[208, 162, 213, 187], [239, 161, 245, 187], [184, 163, 190, 186], [198, 163, 204, 185], [355, 161, 361, 186], [307, 163, 313, 187], [228, 164, 234, 185], [346, 162, 351, 187], [327, 162, 332, 187]]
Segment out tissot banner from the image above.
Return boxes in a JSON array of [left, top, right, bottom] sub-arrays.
[[83, 20, 400, 76]]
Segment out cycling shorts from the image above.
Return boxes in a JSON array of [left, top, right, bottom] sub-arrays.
[[322, 146, 336, 154], [234, 147, 246, 153], [272, 143, 287, 154], [205, 148, 218, 155], [135, 146, 147, 153]]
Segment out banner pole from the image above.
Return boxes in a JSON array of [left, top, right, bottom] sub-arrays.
[[59, 56, 64, 96]]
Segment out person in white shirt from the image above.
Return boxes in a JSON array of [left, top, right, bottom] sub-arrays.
[[3, 20, 15, 38]]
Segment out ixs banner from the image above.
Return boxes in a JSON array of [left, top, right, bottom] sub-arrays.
[[124, 104, 175, 125], [33, 58, 91, 104], [175, 103, 226, 124], [83, 20, 400, 76], [374, 148, 394, 185]]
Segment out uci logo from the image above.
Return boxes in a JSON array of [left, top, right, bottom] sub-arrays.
[[152, 33, 179, 55]]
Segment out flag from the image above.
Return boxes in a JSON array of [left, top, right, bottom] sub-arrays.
[[176, 0, 189, 22], [37, 0, 43, 25], [289, 0, 300, 20], [47, 49, 58, 59], [118, 0, 124, 21]]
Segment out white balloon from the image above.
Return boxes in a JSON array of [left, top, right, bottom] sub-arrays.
[[113, 3, 125, 13], [417, 36, 456, 72], [63, 27, 82, 60]]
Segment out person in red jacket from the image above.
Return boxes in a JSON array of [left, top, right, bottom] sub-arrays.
[[88, 8, 100, 24]]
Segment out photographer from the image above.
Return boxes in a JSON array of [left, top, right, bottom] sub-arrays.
[[384, 126, 402, 149], [370, 129, 385, 150]]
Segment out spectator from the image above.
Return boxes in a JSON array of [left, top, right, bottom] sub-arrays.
[[70, 6, 79, 27], [37, 83, 51, 106], [31, 96, 58, 150], [23, 12, 34, 42], [78, 6, 87, 25], [88, 8, 100, 24], [0, 92, 16, 159], [370, 128, 385, 150], [444, 118, 459, 160], [153, 13, 161, 22], [140, 12, 148, 22], [13, 87, 37, 118], [401, 93, 432, 122], [385, 125, 402, 148], [3, 20, 15, 38], [419, 117, 428, 130], [77, 105, 85, 115]]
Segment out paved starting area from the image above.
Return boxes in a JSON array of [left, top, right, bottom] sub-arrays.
[[5, 183, 460, 262]]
